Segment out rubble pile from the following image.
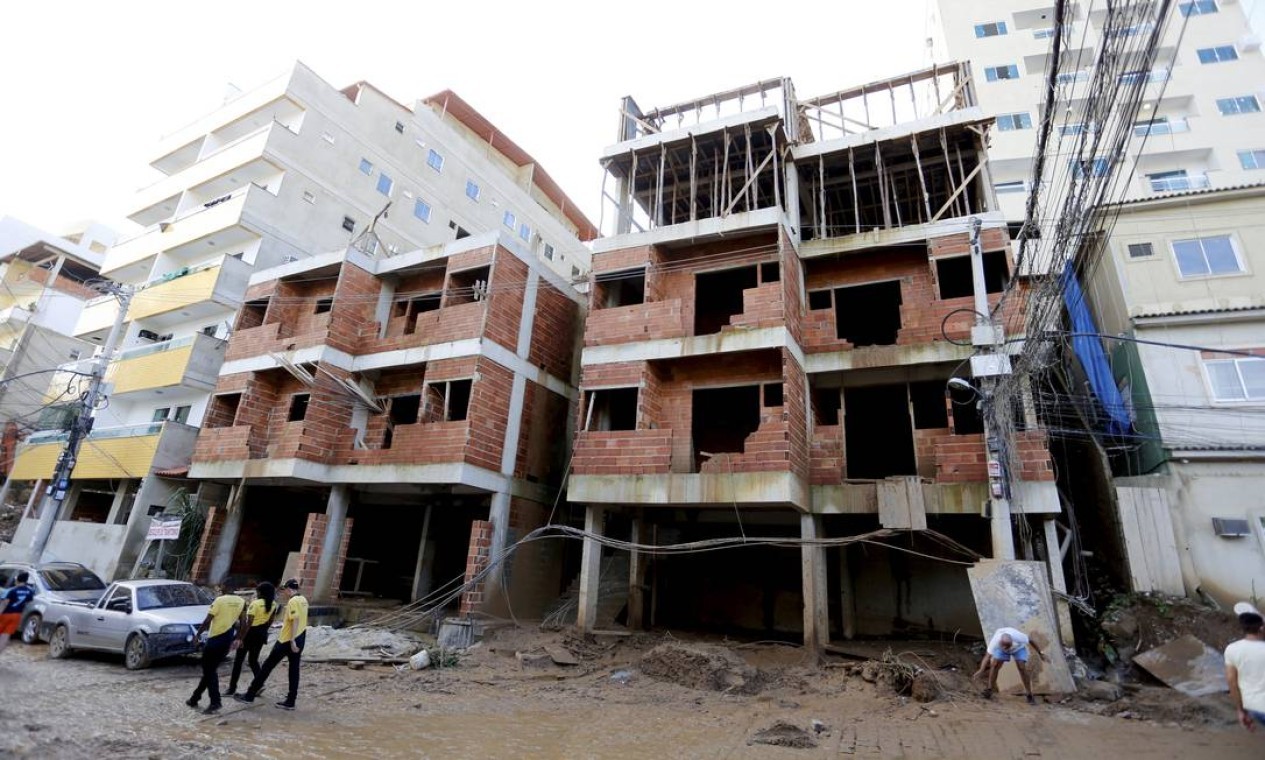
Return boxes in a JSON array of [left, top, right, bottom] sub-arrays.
[[639, 642, 764, 694], [302, 625, 427, 661]]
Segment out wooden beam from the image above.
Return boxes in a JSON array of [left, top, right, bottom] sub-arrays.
[[931, 159, 986, 222], [723, 147, 776, 217], [911, 135, 932, 223]]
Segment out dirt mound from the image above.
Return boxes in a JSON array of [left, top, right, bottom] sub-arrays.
[[640, 642, 763, 694], [1084, 685, 1238, 727], [748, 720, 818, 749], [1101, 594, 1240, 665], [911, 669, 974, 702]]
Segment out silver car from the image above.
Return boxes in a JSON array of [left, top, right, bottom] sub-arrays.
[[40, 579, 213, 669], [0, 562, 107, 645]]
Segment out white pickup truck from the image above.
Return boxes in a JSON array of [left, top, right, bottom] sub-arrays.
[[40, 579, 212, 669]]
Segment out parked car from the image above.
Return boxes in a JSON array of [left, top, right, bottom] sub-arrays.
[[0, 561, 108, 645], [40, 579, 213, 669]]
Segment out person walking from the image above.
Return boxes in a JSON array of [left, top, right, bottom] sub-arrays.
[[234, 578, 308, 711], [973, 626, 1045, 704], [226, 581, 277, 697], [1226, 602, 1265, 733], [187, 586, 245, 714], [0, 571, 36, 658]]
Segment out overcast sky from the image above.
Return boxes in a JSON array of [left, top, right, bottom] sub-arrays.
[[0, 0, 942, 236]]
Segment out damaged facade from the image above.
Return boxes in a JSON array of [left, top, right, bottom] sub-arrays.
[[568, 66, 1062, 647]]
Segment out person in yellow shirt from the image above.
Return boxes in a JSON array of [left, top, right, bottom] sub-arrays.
[[234, 578, 308, 710], [226, 581, 277, 697], [187, 587, 245, 714]]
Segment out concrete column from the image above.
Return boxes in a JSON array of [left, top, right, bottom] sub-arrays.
[[23, 480, 44, 518], [312, 484, 351, 602], [207, 489, 247, 585], [104, 480, 130, 525], [838, 544, 857, 640], [1043, 517, 1075, 646], [627, 514, 648, 630], [800, 513, 829, 653], [410, 503, 434, 601], [576, 505, 605, 633]]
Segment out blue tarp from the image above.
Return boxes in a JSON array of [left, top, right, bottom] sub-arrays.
[[1062, 267, 1132, 436]]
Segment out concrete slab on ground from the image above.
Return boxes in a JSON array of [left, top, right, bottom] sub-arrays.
[[1133, 634, 1228, 698], [968, 559, 1075, 695]]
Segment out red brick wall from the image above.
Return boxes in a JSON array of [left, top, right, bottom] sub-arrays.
[[810, 425, 844, 484], [189, 507, 226, 583], [483, 249, 527, 353], [1015, 429, 1055, 481], [326, 261, 379, 354], [458, 519, 493, 615], [572, 430, 673, 474], [296, 512, 353, 601], [529, 280, 580, 380], [378, 269, 446, 340], [514, 381, 570, 484]]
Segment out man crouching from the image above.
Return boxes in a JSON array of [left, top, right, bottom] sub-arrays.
[[973, 627, 1045, 704]]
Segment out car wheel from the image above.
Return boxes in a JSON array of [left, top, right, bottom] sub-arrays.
[[48, 625, 72, 659], [124, 633, 151, 670], [20, 614, 42, 645]]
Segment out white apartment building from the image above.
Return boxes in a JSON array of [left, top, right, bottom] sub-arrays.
[[935, 0, 1265, 219], [0, 218, 114, 468], [1, 61, 596, 580]]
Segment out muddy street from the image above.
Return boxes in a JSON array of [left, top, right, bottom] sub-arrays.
[[0, 628, 1258, 759]]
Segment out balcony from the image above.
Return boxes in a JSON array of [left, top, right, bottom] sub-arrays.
[[101, 184, 275, 280], [129, 122, 294, 226], [8, 421, 199, 481], [106, 332, 227, 397], [76, 256, 250, 340]]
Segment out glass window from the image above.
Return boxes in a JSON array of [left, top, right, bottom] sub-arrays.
[[376, 173, 393, 196], [465, 179, 480, 201], [1172, 235, 1242, 277], [413, 198, 432, 223], [1197, 45, 1238, 64], [519, 223, 531, 241], [1217, 96, 1261, 115], [39, 567, 105, 592], [173, 405, 191, 424], [984, 65, 1020, 82], [503, 210, 516, 229], [427, 149, 444, 172], [997, 113, 1032, 131], [1238, 149, 1265, 170], [358, 158, 373, 175], [1179, 0, 1218, 15], [974, 21, 1007, 38], [105, 586, 132, 609], [543, 243, 555, 260], [137, 583, 211, 610], [152, 408, 170, 422], [1206, 358, 1265, 401], [1127, 243, 1154, 258], [1073, 157, 1112, 178]]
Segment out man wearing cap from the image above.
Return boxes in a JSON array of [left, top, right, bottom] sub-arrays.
[[973, 626, 1045, 704], [0, 571, 35, 658], [187, 586, 245, 714], [234, 578, 309, 710], [1226, 601, 1265, 732]]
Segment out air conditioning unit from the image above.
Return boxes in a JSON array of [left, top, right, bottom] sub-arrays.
[[1212, 517, 1251, 537], [137, 329, 160, 341], [1239, 33, 1262, 53]]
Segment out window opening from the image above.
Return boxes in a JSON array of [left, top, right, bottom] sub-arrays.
[[811, 386, 841, 425], [694, 265, 757, 335], [445, 266, 490, 306], [834, 280, 902, 346], [288, 393, 310, 422], [314, 297, 333, 314], [807, 290, 833, 310], [763, 383, 784, 407], [691, 385, 760, 471], [585, 387, 638, 431], [909, 381, 949, 429], [949, 386, 984, 434], [844, 384, 916, 478], [594, 268, 646, 308]]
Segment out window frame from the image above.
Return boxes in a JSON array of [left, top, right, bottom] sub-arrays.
[[1238, 149, 1265, 170], [503, 210, 516, 230], [1217, 96, 1261, 116], [1196, 45, 1238, 64], [465, 179, 480, 201], [1203, 356, 1265, 402], [996, 112, 1032, 131], [1170, 234, 1245, 279], [413, 198, 433, 223], [984, 64, 1020, 82], [1179, 0, 1218, 15], [426, 149, 444, 173], [376, 173, 394, 197], [1126, 242, 1155, 259], [974, 21, 1008, 38], [358, 158, 373, 175]]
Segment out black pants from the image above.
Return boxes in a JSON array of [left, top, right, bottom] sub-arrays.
[[191, 631, 234, 706], [246, 631, 305, 704], [228, 625, 268, 692]]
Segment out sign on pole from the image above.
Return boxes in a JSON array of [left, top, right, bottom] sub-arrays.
[[146, 517, 182, 541]]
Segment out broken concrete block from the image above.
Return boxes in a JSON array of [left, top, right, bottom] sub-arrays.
[[1132, 635, 1228, 698], [1078, 679, 1122, 702], [967, 560, 1076, 695], [516, 651, 552, 669], [546, 646, 579, 666]]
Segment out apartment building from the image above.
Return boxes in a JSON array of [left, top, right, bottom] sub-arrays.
[[935, 0, 1265, 219], [0, 218, 114, 477], [2, 61, 595, 583], [1078, 184, 1265, 606], [567, 67, 1061, 649]]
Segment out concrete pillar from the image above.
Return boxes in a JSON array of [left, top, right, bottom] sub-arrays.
[[838, 544, 857, 640], [627, 513, 648, 630], [410, 503, 434, 601], [104, 480, 130, 525], [23, 480, 44, 518], [1043, 517, 1075, 646], [576, 505, 604, 633], [207, 494, 246, 585], [312, 484, 350, 602], [800, 513, 829, 653]]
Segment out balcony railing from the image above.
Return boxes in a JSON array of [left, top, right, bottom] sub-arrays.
[[1148, 174, 1210, 193], [10, 421, 198, 481], [1133, 117, 1189, 137]]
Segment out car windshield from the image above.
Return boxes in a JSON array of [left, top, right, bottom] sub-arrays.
[[135, 584, 209, 610], [39, 567, 106, 592]]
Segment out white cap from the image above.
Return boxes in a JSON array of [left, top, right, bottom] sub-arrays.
[[1234, 602, 1262, 617]]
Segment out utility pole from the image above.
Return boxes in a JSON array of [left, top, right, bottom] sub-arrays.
[[27, 284, 132, 562], [967, 217, 1016, 561]]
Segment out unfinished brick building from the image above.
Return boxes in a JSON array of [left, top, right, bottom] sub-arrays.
[[569, 65, 1061, 648], [186, 232, 583, 613]]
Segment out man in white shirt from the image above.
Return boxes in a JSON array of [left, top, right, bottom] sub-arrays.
[[973, 626, 1045, 704], [1225, 602, 1265, 733]]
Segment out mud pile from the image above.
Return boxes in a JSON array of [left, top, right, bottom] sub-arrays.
[[303, 625, 427, 660], [748, 720, 818, 749], [639, 642, 764, 694]]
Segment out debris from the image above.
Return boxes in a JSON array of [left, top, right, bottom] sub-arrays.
[[640, 643, 763, 695], [303, 625, 426, 661], [1077, 679, 1122, 702], [546, 646, 579, 666], [409, 650, 431, 670], [347, 661, 365, 670], [1132, 635, 1228, 697], [610, 669, 633, 685], [967, 560, 1075, 695], [748, 720, 818, 749], [810, 719, 828, 734], [516, 651, 552, 669]]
